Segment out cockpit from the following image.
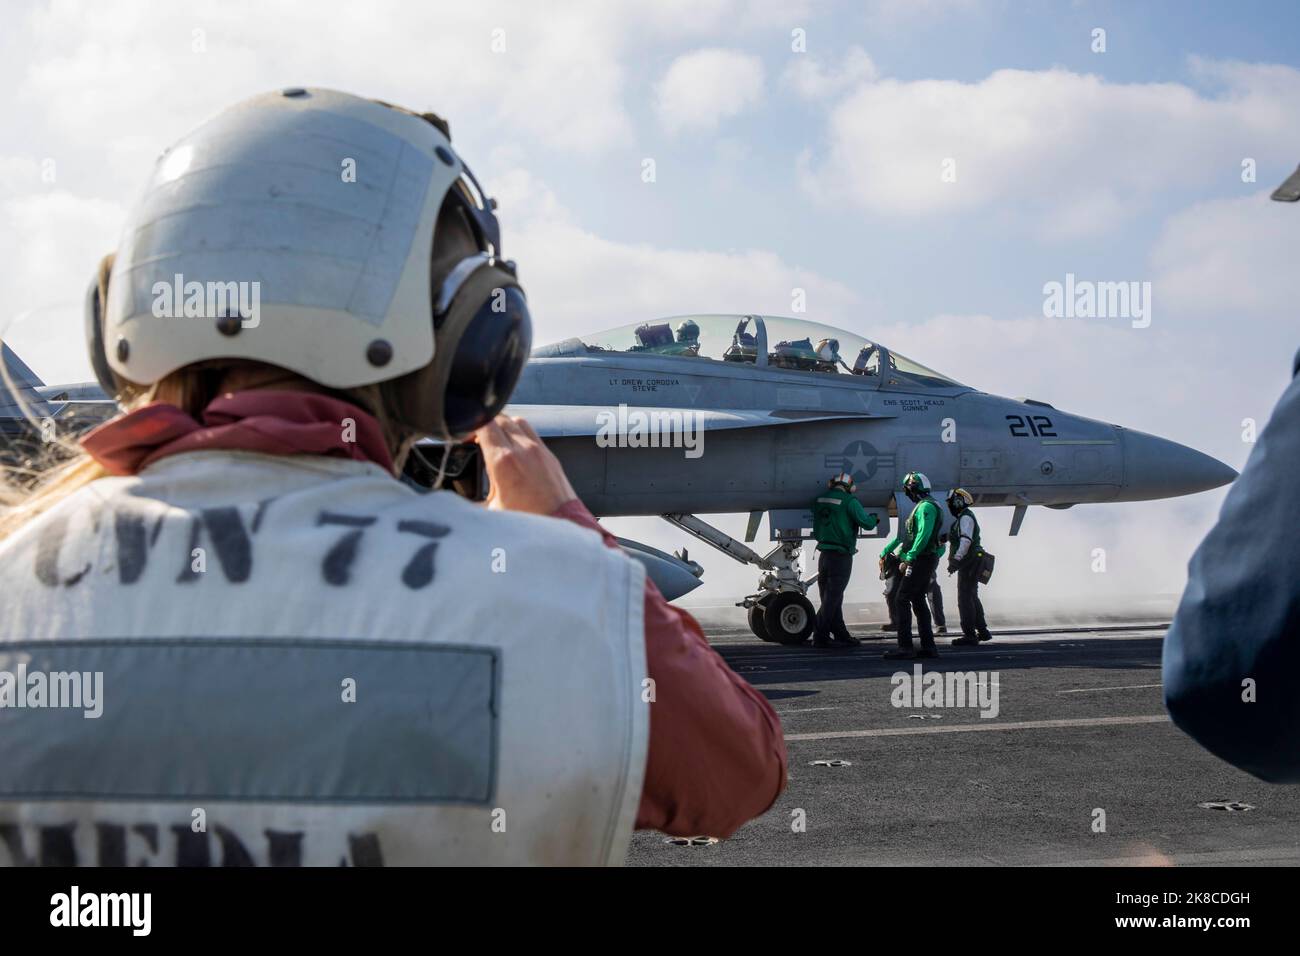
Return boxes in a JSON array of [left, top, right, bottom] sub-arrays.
[[531, 314, 961, 389]]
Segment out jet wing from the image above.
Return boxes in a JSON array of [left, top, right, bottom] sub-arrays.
[[509, 404, 891, 438], [1272, 164, 1300, 202], [1, 344, 53, 420]]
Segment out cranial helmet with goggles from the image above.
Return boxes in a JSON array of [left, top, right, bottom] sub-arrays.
[[84, 87, 532, 441], [902, 471, 932, 502], [946, 487, 974, 516]]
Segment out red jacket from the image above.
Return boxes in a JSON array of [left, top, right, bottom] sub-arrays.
[[552, 501, 787, 836]]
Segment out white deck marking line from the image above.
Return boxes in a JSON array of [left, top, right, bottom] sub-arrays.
[[774, 706, 840, 715], [785, 714, 1168, 741], [1058, 683, 1163, 694]]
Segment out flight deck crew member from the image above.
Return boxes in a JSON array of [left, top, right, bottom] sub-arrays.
[[1163, 347, 1296, 782], [0, 90, 786, 867], [810, 471, 878, 648], [881, 523, 945, 633], [882, 472, 945, 659], [945, 488, 993, 646]]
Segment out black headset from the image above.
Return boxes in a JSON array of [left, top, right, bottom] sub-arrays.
[[396, 161, 533, 440]]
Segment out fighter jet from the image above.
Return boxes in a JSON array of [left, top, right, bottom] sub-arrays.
[[3, 314, 1236, 646], [508, 314, 1236, 641]]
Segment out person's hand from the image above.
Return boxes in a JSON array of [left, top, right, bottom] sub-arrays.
[[473, 415, 578, 515], [901, 561, 911, 576], [878, 556, 886, 573], [947, 559, 959, 575]]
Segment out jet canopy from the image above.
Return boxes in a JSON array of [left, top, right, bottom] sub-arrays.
[[531, 314, 961, 388]]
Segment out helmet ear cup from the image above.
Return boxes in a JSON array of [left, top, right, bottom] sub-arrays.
[[387, 262, 531, 440], [84, 253, 121, 398], [442, 282, 531, 435]]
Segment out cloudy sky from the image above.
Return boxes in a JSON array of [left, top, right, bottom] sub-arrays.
[[3, 0, 1297, 613]]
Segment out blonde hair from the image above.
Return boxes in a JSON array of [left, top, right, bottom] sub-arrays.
[[0, 360, 412, 544]]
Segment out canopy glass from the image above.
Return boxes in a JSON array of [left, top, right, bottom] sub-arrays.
[[532, 314, 960, 388]]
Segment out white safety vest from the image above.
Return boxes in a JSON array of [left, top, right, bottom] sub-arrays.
[[0, 451, 648, 866]]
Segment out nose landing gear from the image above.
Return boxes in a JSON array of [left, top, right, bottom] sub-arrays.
[[662, 513, 816, 645], [758, 589, 816, 644]]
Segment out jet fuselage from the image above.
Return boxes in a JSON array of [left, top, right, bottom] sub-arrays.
[[513, 330, 1233, 519]]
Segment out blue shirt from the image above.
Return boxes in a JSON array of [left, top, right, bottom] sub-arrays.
[[1163, 348, 1300, 782]]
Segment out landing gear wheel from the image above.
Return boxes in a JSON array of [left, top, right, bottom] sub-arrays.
[[765, 592, 815, 645], [748, 594, 776, 642]]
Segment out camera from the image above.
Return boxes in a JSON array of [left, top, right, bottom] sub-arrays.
[[402, 440, 489, 501]]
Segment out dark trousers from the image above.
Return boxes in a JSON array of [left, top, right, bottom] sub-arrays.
[[887, 571, 944, 626], [895, 552, 940, 651], [956, 562, 990, 639], [928, 575, 946, 627], [815, 550, 854, 641], [885, 572, 902, 624]]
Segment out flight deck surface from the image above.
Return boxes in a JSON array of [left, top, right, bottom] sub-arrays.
[[628, 622, 1300, 867]]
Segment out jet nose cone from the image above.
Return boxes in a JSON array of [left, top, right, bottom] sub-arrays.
[[1120, 429, 1238, 501]]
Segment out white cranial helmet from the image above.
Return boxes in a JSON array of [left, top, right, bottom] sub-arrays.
[[101, 88, 472, 389]]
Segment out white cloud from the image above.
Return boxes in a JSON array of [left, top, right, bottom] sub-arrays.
[[1150, 189, 1299, 329], [0, 189, 124, 382], [783, 45, 877, 99], [494, 169, 860, 342], [632, 0, 815, 36], [14, 0, 644, 186], [654, 48, 765, 134], [800, 62, 1300, 237]]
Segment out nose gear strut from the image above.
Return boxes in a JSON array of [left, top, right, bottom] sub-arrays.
[[661, 512, 815, 645]]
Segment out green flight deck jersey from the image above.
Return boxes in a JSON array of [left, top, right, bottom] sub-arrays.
[[880, 497, 944, 563], [812, 487, 878, 554]]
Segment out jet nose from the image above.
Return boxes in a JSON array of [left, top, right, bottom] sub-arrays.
[[1120, 428, 1238, 501]]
